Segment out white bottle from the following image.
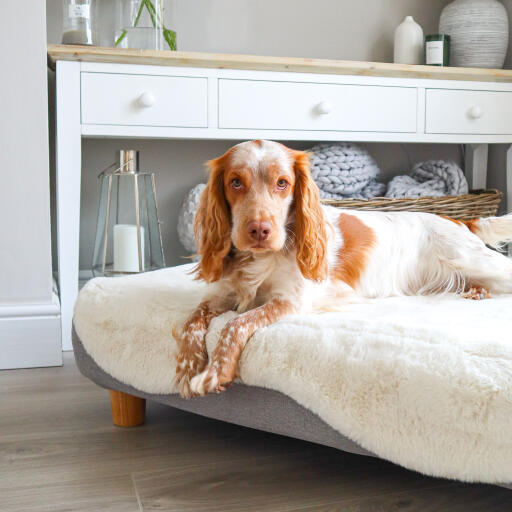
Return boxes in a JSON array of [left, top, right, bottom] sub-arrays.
[[394, 16, 424, 65]]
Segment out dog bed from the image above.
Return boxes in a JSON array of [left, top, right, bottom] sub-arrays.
[[73, 264, 512, 486]]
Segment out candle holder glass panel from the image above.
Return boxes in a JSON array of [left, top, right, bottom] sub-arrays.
[[92, 151, 165, 277]]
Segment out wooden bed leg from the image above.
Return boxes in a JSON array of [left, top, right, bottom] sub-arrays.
[[109, 390, 146, 427]]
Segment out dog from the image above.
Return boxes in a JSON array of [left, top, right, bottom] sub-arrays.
[[174, 140, 512, 398]]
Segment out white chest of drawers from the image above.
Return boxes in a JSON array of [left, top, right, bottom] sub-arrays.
[[49, 45, 512, 351]]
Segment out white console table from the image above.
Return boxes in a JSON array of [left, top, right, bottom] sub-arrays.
[[48, 45, 512, 351]]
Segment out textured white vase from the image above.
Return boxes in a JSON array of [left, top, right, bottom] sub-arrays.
[[394, 16, 424, 65], [439, 0, 509, 68]]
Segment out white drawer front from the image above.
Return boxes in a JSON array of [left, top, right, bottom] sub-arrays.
[[219, 79, 417, 133], [426, 89, 512, 135], [81, 73, 208, 127]]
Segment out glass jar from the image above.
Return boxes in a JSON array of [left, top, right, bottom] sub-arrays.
[[425, 34, 451, 66], [115, 0, 177, 51], [62, 0, 95, 45]]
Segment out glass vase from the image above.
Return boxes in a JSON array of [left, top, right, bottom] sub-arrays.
[[115, 0, 177, 51]]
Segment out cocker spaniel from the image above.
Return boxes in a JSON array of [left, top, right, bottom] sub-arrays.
[[175, 140, 512, 398]]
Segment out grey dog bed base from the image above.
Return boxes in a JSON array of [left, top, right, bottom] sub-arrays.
[[72, 327, 512, 490], [72, 327, 373, 457]]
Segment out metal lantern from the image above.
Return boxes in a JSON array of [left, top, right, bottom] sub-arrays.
[[92, 150, 165, 277]]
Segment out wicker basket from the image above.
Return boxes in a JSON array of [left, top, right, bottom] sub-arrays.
[[321, 189, 502, 221]]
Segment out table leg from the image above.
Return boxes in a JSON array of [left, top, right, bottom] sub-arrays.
[[464, 144, 488, 190], [506, 145, 512, 257], [506, 144, 512, 214], [56, 61, 82, 351]]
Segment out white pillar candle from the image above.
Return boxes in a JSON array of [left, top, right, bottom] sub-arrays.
[[113, 224, 144, 273]]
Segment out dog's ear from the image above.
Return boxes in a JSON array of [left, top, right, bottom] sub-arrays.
[[292, 150, 328, 282], [194, 156, 231, 282]]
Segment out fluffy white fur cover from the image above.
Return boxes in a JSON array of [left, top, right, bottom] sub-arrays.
[[74, 264, 512, 484]]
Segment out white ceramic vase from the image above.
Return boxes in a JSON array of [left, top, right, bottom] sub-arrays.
[[439, 0, 509, 68], [394, 16, 424, 65]]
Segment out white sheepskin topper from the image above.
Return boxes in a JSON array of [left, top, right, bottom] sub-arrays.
[[74, 264, 512, 485]]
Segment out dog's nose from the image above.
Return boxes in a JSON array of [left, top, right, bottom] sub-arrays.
[[247, 221, 272, 242]]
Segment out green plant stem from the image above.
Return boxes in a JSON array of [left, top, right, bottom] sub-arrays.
[[116, 0, 176, 51], [133, 0, 147, 27], [115, 0, 145, 46], [114, 29, 127, 47], [144, 0, 176, 50], [143, 0, 158, 28], [148, 0, 166, 29]]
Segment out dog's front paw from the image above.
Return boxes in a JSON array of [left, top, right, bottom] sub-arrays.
[[174, 368, 195, 399], [175, 352, 207, 399], [190, 366, 227, 396]]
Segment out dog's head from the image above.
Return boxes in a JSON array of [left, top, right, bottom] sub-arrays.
[[194, 140, 327, 282]]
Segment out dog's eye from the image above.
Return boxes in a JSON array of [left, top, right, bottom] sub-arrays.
[[231, 178, 242, 189], [277, 179, 288, 190]]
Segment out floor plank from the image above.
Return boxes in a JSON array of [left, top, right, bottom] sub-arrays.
[[291, 482, 512, 511], [133, 450, 451, 512], [0, 411, 322, 489], [1, 473, 140, 512], [1, 353, 510, 512]]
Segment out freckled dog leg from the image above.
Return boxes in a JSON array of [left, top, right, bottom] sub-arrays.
[[175, 299, 230, 398], [190, 298, 296, 396]]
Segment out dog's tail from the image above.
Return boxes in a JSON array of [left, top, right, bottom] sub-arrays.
[[464, 213, 512, 249]]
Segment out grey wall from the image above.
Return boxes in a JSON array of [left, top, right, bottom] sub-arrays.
[[0, 2, 53, 304], [46, 0, 510, 269], [48, 0, 451, 59]]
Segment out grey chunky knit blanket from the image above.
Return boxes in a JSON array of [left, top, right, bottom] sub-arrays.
[[310, 143, 468, 200], [178, 183, 205, 254], [385, 160, 468, 199], [310, 143, 386, 199]]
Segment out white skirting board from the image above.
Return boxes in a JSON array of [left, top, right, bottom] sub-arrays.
[[0, 293, 62, 370]]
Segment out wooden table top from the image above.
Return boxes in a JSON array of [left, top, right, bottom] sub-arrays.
[[48, 44, 512, 83]]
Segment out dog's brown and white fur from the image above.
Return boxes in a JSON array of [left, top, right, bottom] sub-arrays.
[[175, 140, 512, 398]]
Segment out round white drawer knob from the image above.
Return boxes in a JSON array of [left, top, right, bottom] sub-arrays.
[[315, 100, 333, 115], [468, 105, 483, 119], [137, 92, 156, 108]]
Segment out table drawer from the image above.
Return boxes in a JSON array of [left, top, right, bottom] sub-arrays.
[[426, 89, 512, 135], [218, 79, 417, 133], [81, 72, 208, 127]]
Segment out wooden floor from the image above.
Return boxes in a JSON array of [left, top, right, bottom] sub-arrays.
[[1, 353, 511, 511]]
